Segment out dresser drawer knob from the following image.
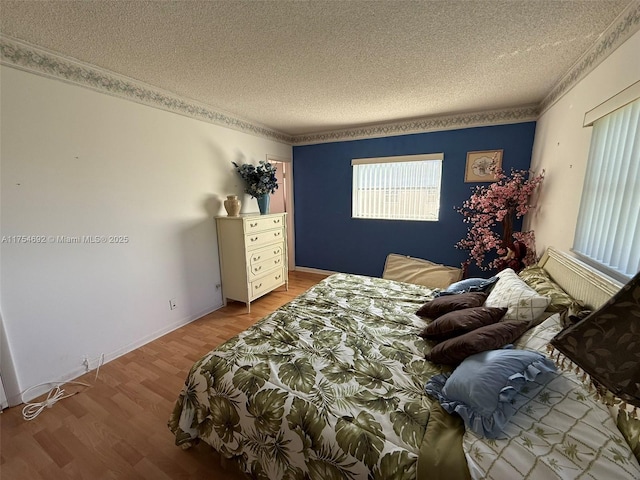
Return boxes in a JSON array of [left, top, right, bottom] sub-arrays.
[[274, 232, 280, 237], [273, 219, 280, 224], [254, 283, 262, 290], [275, 259, 280, 264], [254, 255, 261, 261], [275, 275, 281, 280], [250, 222, 258, 227], [250, 237, 258, 242], [254, 266, 262, 272]]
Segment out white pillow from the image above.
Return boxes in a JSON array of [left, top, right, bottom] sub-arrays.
[[514, 313, 562, 352], [485, 268, 550, 323]]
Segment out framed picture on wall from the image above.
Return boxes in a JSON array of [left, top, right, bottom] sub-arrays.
[[464, 149, 503, 182]]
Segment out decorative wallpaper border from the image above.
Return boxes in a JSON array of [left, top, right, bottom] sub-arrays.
[[2, 0, 639, 146], [539, 1, 640, 114], [0, 36, 294, 144], [291, 106, 539, 145]]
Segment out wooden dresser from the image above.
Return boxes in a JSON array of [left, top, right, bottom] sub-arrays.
[[215, 213, 288, 312]]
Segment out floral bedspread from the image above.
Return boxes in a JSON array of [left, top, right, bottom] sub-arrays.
[[168, 273, 454, 479]]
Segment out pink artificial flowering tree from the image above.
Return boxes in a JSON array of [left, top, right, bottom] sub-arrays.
[[456, 167, 544, 272]]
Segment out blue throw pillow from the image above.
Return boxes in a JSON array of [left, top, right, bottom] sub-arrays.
[[438, 276, 499, 296], [425, 348, 556, 438]]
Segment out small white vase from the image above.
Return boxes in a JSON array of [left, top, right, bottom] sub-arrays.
[[224, 195, 241, 216]]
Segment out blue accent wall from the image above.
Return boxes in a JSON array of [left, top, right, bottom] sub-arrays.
[[293, 122, 536, 277]]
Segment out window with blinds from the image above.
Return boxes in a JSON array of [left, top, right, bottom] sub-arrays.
[[351, 153, 443, 221], [573, 88, 640, 281]]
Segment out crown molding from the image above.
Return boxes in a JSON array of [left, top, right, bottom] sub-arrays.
[[290, 106, 539, 145], [0, 35, 294, 144], [539, 1, 640, 115]]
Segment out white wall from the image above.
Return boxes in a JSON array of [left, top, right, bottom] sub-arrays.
[[0, 66, 291, 401], [0, 311, 21, 406], [527, 30, 640, 255]]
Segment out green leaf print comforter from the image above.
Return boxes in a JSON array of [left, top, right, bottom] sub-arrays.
[[168, 273, 469, 479]]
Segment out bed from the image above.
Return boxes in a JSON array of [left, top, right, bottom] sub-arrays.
[[168, 248, 640, 479]]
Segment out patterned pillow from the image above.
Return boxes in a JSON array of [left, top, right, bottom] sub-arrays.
[[485, 268, 550, 323], [518, 265, 582, 313], [550, 269, 640, 409], [514, 313, 562, 352]]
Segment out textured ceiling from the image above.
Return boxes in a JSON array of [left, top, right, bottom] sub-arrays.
[[0, 0, 635, 136]]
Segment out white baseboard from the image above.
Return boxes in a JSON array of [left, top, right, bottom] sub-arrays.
[[19, 302, 224, 404], [294, 265, 338, 276]]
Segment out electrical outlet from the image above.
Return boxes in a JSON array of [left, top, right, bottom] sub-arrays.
[[169, 298, 177, 310], [81, 354, 105, 373]]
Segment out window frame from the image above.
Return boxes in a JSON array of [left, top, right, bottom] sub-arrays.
[[573, 81, 640, 281], [351, 153, 444, 222]]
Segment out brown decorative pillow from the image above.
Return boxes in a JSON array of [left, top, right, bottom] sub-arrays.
[[419, 307, 508, 341], [416, 292, 487, 319], [425, 320, 530, 365]]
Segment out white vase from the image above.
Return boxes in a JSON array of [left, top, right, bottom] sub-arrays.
[[224, 195, 241, 216]]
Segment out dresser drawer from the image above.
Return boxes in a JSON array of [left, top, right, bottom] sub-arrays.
[[250, 268, 286, 300], [244, 215, 285, 234], [245, 228, 284, 249], [249, 244, 284, 265], [248, 255, 284, 279]]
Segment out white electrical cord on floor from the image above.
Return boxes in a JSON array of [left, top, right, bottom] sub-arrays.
[[93, 353, 104, 382], [21, 353, 105, 421], [22, 381, 90, 421]]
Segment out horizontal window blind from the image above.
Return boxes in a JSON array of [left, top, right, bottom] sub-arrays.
[[351, 154, 443, 221], [573, 97, 640, 280]]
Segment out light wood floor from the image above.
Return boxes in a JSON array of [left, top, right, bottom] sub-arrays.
[[0, 271, 327, 480]]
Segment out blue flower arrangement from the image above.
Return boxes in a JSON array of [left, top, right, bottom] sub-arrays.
[[232, 161, 279, 198]]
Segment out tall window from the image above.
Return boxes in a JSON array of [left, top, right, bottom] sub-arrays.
[[573, 90, 640, 281], [352, 153, 443, 221]]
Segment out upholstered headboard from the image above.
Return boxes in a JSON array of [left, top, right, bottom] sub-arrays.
[[538, 247, 622, 310]]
